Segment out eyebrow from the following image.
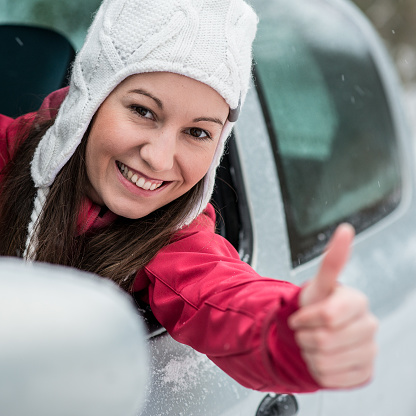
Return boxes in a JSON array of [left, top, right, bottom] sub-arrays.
[[192, 117, 224, 127], [128, 89, 163, 109]]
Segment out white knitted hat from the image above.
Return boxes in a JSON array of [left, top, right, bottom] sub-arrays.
[[26, 0, 258, 258]]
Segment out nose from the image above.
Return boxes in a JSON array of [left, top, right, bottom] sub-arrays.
[[139, 129, 176, 172]]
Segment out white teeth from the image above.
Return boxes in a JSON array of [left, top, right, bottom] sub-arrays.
[[118, 162, 163, 191], [137, 177, 145, 187]]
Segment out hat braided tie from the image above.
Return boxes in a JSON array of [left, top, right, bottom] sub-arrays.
[[23, 187, 50, 260]]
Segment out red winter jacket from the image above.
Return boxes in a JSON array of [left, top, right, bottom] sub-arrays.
[[0, 89, 320, 393]]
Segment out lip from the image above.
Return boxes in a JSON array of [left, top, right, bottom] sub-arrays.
[[115, 161, 171, 196]]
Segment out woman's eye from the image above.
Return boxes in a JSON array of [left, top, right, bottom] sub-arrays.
[[131, 106, 154, 119], [187, 127, 211, 140]]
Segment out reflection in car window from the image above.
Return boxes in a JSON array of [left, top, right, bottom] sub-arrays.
[[253, 0, 402, 266]]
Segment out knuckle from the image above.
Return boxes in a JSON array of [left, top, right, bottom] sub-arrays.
[[369, 343, 378, 359], [294, 331, 309, 349], [362, 314, 379, 340], [349, 287, 368, 307], [360, 343, 377, 363], [359, 365, 374, 384], [311, 354, 329, 376], [354, 357, 375, 383], [319, 307, 336, 327], [313, 330, 331, 350], [368, 314, 379, 333]]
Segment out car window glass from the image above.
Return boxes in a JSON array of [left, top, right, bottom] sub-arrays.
[[253, 0, 402, 265], [0, 0, 101, 50]]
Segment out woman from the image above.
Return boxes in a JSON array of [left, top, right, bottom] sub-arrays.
[[0, 0, 377, 393]]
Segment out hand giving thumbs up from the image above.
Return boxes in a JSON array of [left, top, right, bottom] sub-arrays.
[[288, 224, 378, 389]]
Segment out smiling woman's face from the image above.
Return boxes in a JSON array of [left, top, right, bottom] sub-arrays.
[[85, 72, 229, 219]]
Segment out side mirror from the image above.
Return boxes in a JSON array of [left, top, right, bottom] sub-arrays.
[[0, 258, 148, 416]]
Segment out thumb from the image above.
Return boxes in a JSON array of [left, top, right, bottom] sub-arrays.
[[300, 223, 355, 307]]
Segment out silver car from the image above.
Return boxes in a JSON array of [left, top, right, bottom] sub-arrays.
[[1, 0, 416, 415]]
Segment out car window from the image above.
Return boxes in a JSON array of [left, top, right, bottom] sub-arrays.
[[0, 0, 101, 50], [253, 0, 402, 266]]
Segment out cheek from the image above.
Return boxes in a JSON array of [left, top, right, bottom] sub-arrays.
[[184, 148, 217, 184], [84, 134, 112, 189], [86, 129, 117, 172]]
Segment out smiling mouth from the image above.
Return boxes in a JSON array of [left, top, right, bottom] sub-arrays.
[[117, 161, 165, 191]]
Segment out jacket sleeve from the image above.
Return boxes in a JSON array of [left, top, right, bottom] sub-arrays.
[[0, 88, 69, 179], [0, 112, 38, 169], [0, 114, 14, 171], [133, 204, 320, 393]]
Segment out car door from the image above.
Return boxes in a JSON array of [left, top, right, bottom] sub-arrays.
[[239, 0, 416, 414]]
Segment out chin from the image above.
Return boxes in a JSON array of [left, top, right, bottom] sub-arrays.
[[114, 209, 146, 220], [109, 203, 152, 220]]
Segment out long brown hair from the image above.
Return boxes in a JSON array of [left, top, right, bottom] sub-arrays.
[[0, 115, 205, 291]]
